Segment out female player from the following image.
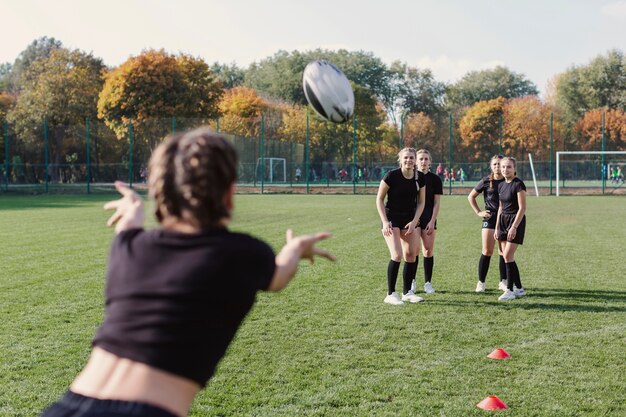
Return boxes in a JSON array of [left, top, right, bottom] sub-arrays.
[[467, 155, 507, 292], [413, 149, 443, 294], [376, 147, 426, 305], [41, 128, 335, 417], [494, 156, 527, 301]]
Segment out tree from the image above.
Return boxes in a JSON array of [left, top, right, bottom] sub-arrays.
[[503, 96, 564, 160], [217, 86, 266, 138], [0, 62, 11, 92], [575, 108, 626, 151], [6, 48, 105, 180], [403, 112, 436, 149], [0, 92, 16, 120], [97, 49, 222, 152], [446, 66, 538, 109], [382, 61, 446, 126], [459, 97, 506, 161], [210, 62, 245, 89], [5, 36, 63, 94], [554, 49, 626, 126]]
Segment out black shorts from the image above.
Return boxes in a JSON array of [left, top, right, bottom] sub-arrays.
[[482, 211, 497, 229], [497, 214, 525, 244], [419, 211, 437, 230], [41, 391, 177, 417], [385, 209, 415, 229]]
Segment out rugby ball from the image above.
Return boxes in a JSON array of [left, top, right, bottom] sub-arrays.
[[302, 60, 355, 123]]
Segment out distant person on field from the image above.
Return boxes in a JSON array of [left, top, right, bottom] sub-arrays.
[[495, 156, 527, 301], [413, 149, 443, 295], [444, 168, 450, 183], [40, 128, 335, 417], [458, 167, 466, 184], [295, 167, 302, 182], [436, 163, 444, 182], [468, 155, 507, 293], [376, 147, 426, 305]]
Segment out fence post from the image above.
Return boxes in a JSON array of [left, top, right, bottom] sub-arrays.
[[4, 119, 8, 191], [601, 112, 605, 195], [86, 117, 91, 194], [260, 114, 265, 194], [448, 114, 453, 195], [352, 113, 357, 194], [44, 118, 49, 193], [305, 110, 310, 194], [549, 112, 553, 195], [129, 119, 133, 188]]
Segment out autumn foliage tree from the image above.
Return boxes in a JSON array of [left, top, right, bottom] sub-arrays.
[[217, 86, 266, 138], [575, 108, 626, 151], [503, 96, 564, 160], [97, 49, 222, 151], [403, 112, 436, 149], [459, 97, 506, 161]]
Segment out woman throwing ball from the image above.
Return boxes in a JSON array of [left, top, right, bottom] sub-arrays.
[[376, 147, 426, 305], [467, 155, 507, 292], [41, 128, 335, 417], [494, 156, 527, 301]]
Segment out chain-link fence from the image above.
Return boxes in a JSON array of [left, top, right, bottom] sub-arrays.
[[1, 113, 625, 195]]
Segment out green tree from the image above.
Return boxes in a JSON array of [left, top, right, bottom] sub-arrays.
[[5, 36, 63, 94], [446, 66, 538, 109], [554, 49, 626, 126], [210, 62, 245, 89], [6, 48, 105, 181], [97, 49, 222, 153]]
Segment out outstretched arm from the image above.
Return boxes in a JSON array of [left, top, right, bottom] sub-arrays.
[[267, 230, 336, 292], [103, 181, 145, 234]]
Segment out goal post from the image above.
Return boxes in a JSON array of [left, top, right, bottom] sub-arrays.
[[255, 157, 287, 183], [556, 151, 626, 196]]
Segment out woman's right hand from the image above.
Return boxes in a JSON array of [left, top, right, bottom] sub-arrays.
[[104, 181, 145, 234], [382, 221, 393, 237], [478, 210, 491, 219]]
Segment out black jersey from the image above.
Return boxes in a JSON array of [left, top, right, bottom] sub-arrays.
[[498, 177, 527, 214], [382, 168, 425, 214], [474, 176, 504, 212], [421, 171, 443, 212], [93, 227, 276, 387]]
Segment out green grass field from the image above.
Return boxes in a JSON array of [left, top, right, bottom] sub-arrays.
[[1, 193, 625, 416]]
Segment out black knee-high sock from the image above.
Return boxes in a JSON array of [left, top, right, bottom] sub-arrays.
[[511, 261, 522, 289], [387, 260, 401, 295], [403, 261, 418, 294], [505, 262, 515, 291], [478, 255, 491, 283], [424, 256, 434, 283], [499, 256, 507, 282]]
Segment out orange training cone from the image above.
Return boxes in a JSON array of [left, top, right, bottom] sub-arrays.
[[477, 395, 508, 410], [487, 348, 511, 359]]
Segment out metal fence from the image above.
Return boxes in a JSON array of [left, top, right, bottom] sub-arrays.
[[1, 114, 625, 195]]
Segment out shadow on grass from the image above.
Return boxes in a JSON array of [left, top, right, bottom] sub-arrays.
[[428, 288, 626, 313]]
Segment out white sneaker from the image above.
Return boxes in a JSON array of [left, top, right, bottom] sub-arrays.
[[402, 290, 424, 303], [498, 290, 516, 301], [410, 279, 417, 293], [424, 282, 435, 294], [384, 292, 404, 305], [498, 281, 507, 291], [514, 287, 526, 297], [475, 281, 486, 292]]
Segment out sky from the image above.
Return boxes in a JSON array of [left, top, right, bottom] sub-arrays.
[[1, 0, 625, 95]]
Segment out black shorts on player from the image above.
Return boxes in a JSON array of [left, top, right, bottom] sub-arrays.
[[482, 211, 497, 229], [497, 213, 525, 244]]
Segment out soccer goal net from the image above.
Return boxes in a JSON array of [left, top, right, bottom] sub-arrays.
[[556, 151, 626, 196], [255, 157, 287, 183]]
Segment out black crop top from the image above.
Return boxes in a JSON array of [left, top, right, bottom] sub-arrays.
[[92, 228, 276, 386]]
